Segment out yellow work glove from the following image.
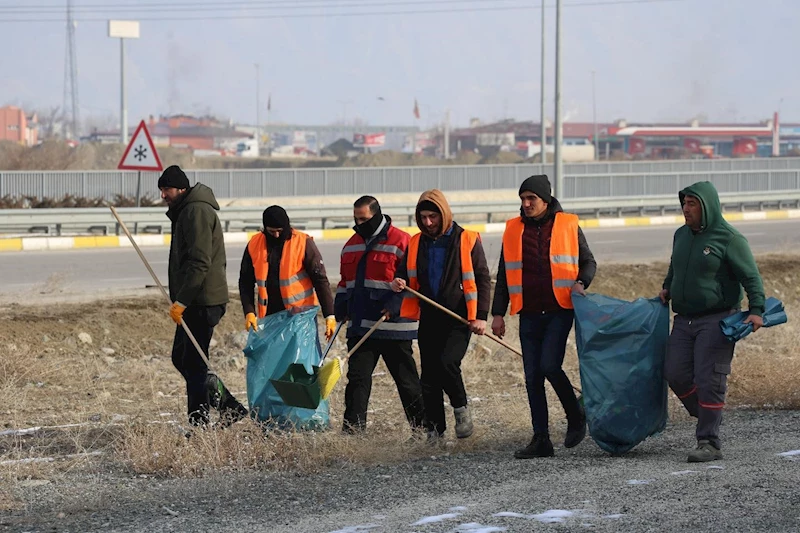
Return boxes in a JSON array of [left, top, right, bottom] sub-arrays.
[[325, 315, 337, 341], [169, 302, 186, 324], [245, 312, 258, 332]]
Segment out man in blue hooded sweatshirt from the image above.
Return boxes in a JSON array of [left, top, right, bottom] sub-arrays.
[[659, 181, 765, 463]]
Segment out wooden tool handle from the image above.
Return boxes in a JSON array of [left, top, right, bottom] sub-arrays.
[[403, 285, 523, 357], [109, 206, 213, 369], [343, 315, 388, 362]]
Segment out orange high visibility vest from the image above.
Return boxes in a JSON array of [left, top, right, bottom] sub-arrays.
[[247, 230, 318, 318], [502, 212, 579, 314], [400, 229, 480, 321]]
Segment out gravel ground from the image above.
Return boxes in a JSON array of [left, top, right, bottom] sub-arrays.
[[3, 409, 800, 533]]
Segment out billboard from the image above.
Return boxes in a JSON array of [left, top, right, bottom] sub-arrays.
[[353, 133, 386, 148]]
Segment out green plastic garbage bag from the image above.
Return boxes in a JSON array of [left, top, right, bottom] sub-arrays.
[[243, 306, 329, 430], [572, 293, 669, 454]]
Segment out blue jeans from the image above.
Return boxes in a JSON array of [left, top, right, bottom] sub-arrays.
[[519, 310, 581, 436]]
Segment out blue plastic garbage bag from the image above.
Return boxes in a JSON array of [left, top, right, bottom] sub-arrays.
[[720, 297, 787, 342], [243, 306, 330, 431], [572, 293, 670, 455]]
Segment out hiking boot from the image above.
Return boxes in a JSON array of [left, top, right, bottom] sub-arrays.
[[564, 403, 586, 449], [514, 434, 554, 459], [454, 405, 474, 439], [687, 440, 723, 463]]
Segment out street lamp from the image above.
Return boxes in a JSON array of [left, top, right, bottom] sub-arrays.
[[108, 20, 140, 145], [554, 0, 563, 197]]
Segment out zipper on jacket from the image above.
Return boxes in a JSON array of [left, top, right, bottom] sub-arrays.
[[682, 233, 695, 303]]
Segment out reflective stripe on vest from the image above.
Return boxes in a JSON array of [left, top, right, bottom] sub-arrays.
[[247, 229, 318, 318], [400, 229, 481, 321], [501, 213, 580, 314]]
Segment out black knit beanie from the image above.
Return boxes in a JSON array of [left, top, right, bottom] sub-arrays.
[[417, 200, 441, 214], [157, 165, 190, 190], [518, 174, 552, 203], [262, 205, 290, 231]]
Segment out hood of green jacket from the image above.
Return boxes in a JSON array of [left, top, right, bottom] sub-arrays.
[[679, 180, 722, 232], [167, 183, 220, 221]]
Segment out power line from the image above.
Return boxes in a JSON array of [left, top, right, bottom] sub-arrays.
[[0, 0, 690, 22]]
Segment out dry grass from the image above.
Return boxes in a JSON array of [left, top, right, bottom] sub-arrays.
[[1, 254, 798, 502]]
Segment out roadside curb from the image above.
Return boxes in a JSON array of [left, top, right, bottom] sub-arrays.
[[1, 208, 798, 253]]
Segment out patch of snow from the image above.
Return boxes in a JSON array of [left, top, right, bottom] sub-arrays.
[[603, 514, 624, 520], [412, 513, 462, 525], [670, 470, 699, 475], [492, 512, 528, 519], [706, 465, 725, 470], [627, 479, 654, 485], [451, 523, 506, 533], [531, 510, 574, 523], [778, 450, 800, 457], [0, 426, 42, 437], [326, 526, 380, 533], [449, 506, 469, 512]]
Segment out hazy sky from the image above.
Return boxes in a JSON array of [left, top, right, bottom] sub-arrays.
[[0, 0, 796, 129]]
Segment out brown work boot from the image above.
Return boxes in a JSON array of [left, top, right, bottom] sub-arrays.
[[454, 406, 474, 439], [687, 439, 723, 463]]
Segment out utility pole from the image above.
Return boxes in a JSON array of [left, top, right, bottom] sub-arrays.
[[255, 63, 261, 154], [592, 70, 599, 161], [109, 20, 139, 145], [63, 0, 80, 140], [444, 109, 451, 159], [554, 0, 564, 198], [540, 0, 546, 164]]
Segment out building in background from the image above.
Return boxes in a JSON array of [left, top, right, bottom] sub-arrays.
[[0, 106, 38, 146]]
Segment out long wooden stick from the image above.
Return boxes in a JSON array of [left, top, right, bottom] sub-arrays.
[[343, 315, 387, 362], [109, 206, 213, 369], [404, 285, 582, 395], [403, 286, 522, 356]]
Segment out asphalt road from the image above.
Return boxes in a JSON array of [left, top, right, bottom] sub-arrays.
[[2, 220, 796, 298]]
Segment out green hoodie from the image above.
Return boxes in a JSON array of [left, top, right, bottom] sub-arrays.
[[167, 183, 229, 307], [663, 181, 765, 317]]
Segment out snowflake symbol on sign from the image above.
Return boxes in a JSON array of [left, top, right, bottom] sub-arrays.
[[134, 145, 148, 161]]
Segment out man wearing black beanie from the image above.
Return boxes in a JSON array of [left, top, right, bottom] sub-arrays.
[[159, 165, 247, 428], [238, 205, 336, 342], [491, 174, 597, 459]]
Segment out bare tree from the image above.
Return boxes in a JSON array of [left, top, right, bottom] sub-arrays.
[[35, 106, 65, 140]]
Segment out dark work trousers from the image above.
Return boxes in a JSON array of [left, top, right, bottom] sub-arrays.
[[664, 310, 736, 449], [518, 309, 581, 437], [418, 315, 472, 435], [171, 304, 226, 425], [343, 337, 425, 432]]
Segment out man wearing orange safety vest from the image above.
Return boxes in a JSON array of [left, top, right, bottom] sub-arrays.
[[238, 205, 335, 341], [391, 190, 491, 441], [491, 175, 596, 459]]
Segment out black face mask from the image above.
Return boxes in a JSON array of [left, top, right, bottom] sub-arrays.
[[353, 212, 383, 240], [264, 227, 291, 247]]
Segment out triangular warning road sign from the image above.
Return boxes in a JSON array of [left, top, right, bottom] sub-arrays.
[[118, 120, 164, 172]]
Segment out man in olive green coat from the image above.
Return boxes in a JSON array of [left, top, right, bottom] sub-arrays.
[[160, 165, 246, 427]]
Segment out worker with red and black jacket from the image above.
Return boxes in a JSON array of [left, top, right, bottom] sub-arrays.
[[492, 174, 597, 459], [335, 196, 425, 434], [390, 189, 492, 441]]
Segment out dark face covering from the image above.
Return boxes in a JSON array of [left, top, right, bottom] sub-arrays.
[[262, 205, 291, 247], [353, 212, 383, 240]]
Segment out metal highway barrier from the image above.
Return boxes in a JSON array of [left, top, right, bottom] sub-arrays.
[[2, 161, 800, 200], [1, 190, 799, 236]]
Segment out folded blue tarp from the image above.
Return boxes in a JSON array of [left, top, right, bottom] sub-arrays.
[[572, 293, 670, 455], [720, 297, 788, 342], [243, 306, 330, 431]]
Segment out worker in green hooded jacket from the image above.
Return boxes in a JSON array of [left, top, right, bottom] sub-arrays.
[[659, 180, 765, 463]]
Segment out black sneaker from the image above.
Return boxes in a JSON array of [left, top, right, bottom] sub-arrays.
[[565, 403, 587, 449], [514, 434, 555, 459]]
